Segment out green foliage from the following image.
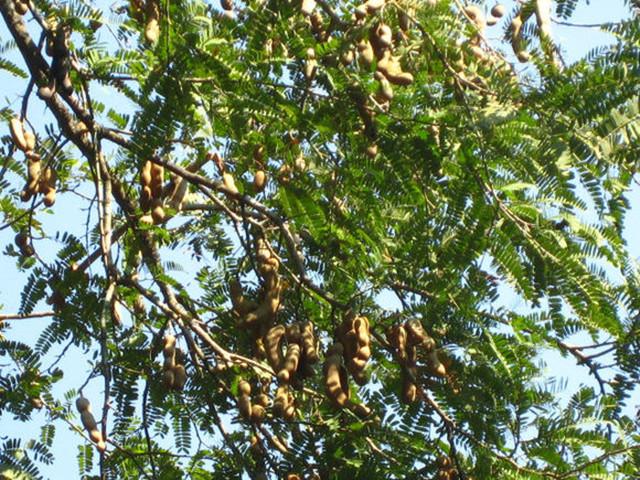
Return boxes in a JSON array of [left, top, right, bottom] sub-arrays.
[[1, 0, 640, 478]]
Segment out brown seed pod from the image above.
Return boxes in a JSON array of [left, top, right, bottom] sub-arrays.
[[357, 39, 375, 67], [323, 342, 349, 407], [39, 167, 57, 207], [264, 325, 286, 371], [23, 131, 36, 152], [150, 161, 164, 199], [162, 368, 175, 390], [237, 393, 252, 420], [151, 204, 166, 224], [229, 279, 257, 315], [220, 0, 233, 11], [9, 117, 28, 152], [144, 0, 160, 44], [173, 364, 187, 390], [251, 404, 266, 423], [273, 384, 290, 418], [76, 397, 105, 449], [26, 157, 41, 195], [374, 23, 393, 49], [238, 379, 252, 396], [364, 0, 384, 13], [14, 232, 28, 249], [253, 170, 267, 193], [300, 321, 318, 363], [427, 350, 447, 377], [377, 51, 414, 86], [255, 393, 270, 408], [222, 172, 238, 195], [405, 319, 435, 351], [491, 3, 505, 18], [278, 343, 301, 383], [386, 324, 408, 362]]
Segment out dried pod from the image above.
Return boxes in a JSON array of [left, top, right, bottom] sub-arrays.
[[173, 364, 187, 390], [144, 0, 160, 43], [222, 172, 238, 195], [323, 342, 349, 407], [264, 325, 286, 371], [300, 321, 318, 363], [278, 343, 301, 383], [9, 117, 28, 152], [253, 170, 267, 193], [491, 3, 505, 18], [229, 279, 257, 315], [386, 324, 407, 361], [427, 350, 447, 377], [364, 0, 384, 13], [375, 23, 393, 48], [251, 404, 266, 423], [220, 0, 233, 10], [357, 40, 375, 67]]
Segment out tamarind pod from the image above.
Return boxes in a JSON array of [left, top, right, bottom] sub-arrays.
[[428, 350, 447, 377], [162, 368, 175, 390], [251, 404, 266, 423], [151, 204, 166, 224], [25, 150, 41, 162], [268, 434, 289, 454], [287, 475, 301, 480], [163, 335, 176, 354], [167, 176, 188, 210], [278, 343, 301, 383], [237, 394, 252, 419], [89, 428, 103, 444], [144, 0, 160, 43], [141, 160, 152, 186], [301, 321, 318, 363], [80, 410, 98, 432], [264, 325, 286, 371], [535, 0, 552, 39], [401, 375, 417, 403], [324, 343, 349, 407], [357, 40, 374, 67], [23, 131, 35, 152], [343, 329, 358, 363], [76, 397, 91, 412], [26, 158, 41, 194], [256, 393, 270, 408], [253, 170, 266, 193], [285, 323, 301, 342], [96, 440, 107, 453], [353, 316, 370, 346], [491, 4, 505, 18], [14, 232, 28, 248], [300, 0, 316, 16], [173, 364, 187, 390], [10, 118, 28, 151], [229, 280, 258, 315], [377, 53, 414, 86], [256, 238, 271, 262], [242, 286, 281, 326], [407, 345, 417, 366], [222, 172, 238, 195], [238, 379, 251, 396], [374, 23, 392, 49], [273, 385, 289, 416], [283, 404, 296, 421], [150, 161, 164, 198], [220, 0, 233, 10], [387, 324, 407, 361], [378, 75, 394, 101]]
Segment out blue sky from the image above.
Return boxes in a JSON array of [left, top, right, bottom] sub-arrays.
[[0, 1, 637, 477]]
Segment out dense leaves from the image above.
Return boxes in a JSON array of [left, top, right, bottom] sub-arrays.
[[1, 0, 640, 478]]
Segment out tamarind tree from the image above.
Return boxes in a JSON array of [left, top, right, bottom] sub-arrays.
[[1, 0, 640, 478]]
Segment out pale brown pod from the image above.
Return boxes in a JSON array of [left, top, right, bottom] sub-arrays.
[[23, 131, 36, 152], [220, 0, 233, 10], [491, 3, 505, 18], [323, 343, 349, 407], [253, 170, 267, 193], [364, 0, 384, 14], [151, 204, 166, 224], [427, 350, 447, 377], [301, 321, 318, 363], [251, 404, 266, 423], [277, 343, 301, 383], [237, 394, 252, 419], [375, 23, 393, 49], [9, 117, 28, 151], [150, 161, 164, 199], [173, 364, 187, 390], [222, 172, 238, 195], [357, 40, 375, 67], [264, 325, 286, 371]]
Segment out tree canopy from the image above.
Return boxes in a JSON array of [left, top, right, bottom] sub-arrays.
[[1, 0, 640, 478]]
